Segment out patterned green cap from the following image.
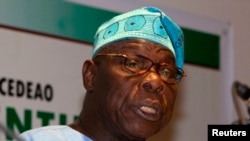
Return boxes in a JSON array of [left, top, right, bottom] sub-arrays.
[[93, 7, 184, 69]]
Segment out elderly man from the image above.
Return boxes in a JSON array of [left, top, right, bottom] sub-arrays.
[[16, 6, 185, 141]]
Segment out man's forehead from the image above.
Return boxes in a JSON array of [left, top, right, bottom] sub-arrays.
[[110, 39, 173, 54]]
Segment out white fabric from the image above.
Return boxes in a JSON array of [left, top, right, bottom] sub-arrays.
[[15, 125, 92, 141]]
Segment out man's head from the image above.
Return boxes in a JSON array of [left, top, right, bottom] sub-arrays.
[[81, 7, 185, 140]]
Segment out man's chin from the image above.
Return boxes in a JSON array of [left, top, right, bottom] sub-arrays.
[[121, 121, 162, 140]]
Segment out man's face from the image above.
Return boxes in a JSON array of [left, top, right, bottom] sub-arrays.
[[92, 39, 178, 139]]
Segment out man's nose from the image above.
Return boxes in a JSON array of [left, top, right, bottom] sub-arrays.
[[141, 71, 163, 94]]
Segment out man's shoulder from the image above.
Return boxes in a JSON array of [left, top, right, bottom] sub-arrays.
[[18, 125, 91, 141]]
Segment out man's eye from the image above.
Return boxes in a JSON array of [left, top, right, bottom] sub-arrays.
[[125, 60, 140, 68], [159, 67, 174, 78]]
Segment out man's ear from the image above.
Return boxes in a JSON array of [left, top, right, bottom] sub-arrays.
[[82, 60, 96, 92]]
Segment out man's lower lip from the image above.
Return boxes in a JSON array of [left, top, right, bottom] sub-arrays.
[[137, 108, 161, 121]]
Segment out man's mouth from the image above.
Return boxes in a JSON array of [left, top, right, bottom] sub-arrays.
[[137, 105, 161, 121], [140, 106, 156, 114]]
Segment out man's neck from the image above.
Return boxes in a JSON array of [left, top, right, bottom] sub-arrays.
[[68, 119, 146, 141]]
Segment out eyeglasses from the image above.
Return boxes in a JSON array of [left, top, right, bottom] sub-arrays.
[[94, 53, 186, 84]]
